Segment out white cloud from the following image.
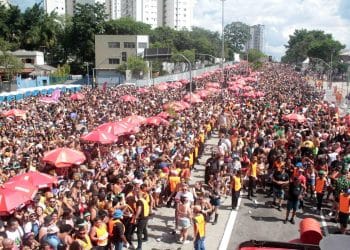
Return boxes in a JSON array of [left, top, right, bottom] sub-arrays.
[[194, 0, 350, 60]]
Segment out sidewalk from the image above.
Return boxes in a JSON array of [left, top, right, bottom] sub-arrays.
[[141, 132, 233, 250]]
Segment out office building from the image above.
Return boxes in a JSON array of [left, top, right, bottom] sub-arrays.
[[121, 0, 158, 29], [159, 0, 195, 30], [95, 34, 149, 84], [105, 0, 121, 20], [246, 24, 265, 53]]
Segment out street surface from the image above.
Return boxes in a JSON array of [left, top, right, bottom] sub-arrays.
[[140, 82, 346, 250]]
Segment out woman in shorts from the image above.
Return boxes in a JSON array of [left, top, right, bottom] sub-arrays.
[[176, 195, 192, 244]]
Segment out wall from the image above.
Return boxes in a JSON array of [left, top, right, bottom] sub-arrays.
[[16, 76, 50, 89]]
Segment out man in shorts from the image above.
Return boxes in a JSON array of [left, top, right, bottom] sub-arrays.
[[272, 167, 289, 210], [284, 177, 303, 224]]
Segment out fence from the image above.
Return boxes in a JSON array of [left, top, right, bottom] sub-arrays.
[[128, 62, 233, 87]]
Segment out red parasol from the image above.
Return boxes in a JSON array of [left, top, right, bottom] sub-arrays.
[[163, 101, 185, 112], [206, 82, 221, 88], [206, 87, 221, 93], [157, 111, 171, 119], [155, 84, 168, 91], [2, 109, 26, 118], [0, 187, 35, 215], [282, 113, 307, 123], [137, 88, 150, 94], [43, 147, 86, 168], [195, 90, 211, 98], [70, 93, 85, 101], [2, 181, 37, 199], [242, 86, 254, 91], [145, 116, 170, 126], [122, 115, 147, 126], [113, 121, 140, 136], [120, 95, 138, 102], [81, 130, 117, 144], [9, 171, 58, 189]]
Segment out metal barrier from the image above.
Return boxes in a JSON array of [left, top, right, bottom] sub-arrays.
[[129, 62, 233, 86]]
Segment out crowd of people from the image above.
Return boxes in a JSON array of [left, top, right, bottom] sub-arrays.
[[0, 62, 349, 250]]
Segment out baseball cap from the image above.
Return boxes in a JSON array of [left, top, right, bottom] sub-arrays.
[[113, 209, 123, 219], [319, 170, 325, 175]]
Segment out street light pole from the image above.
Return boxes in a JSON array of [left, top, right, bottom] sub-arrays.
[[330, 50, 334, 88], [221, 0, 225, 73], [85, 62, 90, 87], [178, 54, 192, 102]]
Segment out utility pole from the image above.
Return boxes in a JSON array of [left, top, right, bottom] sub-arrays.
[[220, 0, 226, 94]]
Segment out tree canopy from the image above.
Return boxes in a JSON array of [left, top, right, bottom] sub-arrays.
[[224, 22, 251, 53], [282, 29, 345, 65]]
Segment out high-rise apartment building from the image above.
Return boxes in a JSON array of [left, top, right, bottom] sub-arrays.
[[246, 24, 265, 53], [121, 0, 159, 29], [66, 0, 120, 20], [105, 0, 121, 20], [44, 0, 66, 15], [159, 0, 195, 30]]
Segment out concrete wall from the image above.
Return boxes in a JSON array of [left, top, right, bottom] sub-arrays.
[[16, 76, 50, 89]]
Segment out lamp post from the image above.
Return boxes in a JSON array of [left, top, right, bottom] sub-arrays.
[[220, 0, 225, 74], [197, 53, 217, 65], [84, 62, 90, 87], [178, 54, 192, 102]]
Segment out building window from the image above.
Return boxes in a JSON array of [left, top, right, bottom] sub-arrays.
[[109, 58, 120, 64], [108, 42, 120, 48], [122, 52, 127, 62], [124, 42, 136, 48], [138, 42, 148, 49]]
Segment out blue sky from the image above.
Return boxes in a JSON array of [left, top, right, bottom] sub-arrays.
[[193, 0, 350, 60]]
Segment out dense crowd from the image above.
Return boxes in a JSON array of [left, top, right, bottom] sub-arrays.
[[0, 62, 349, 250]]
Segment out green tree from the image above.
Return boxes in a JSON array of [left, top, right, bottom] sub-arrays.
[[282, 29, 345, 65], [119, 56, 148, 79], [190, 27, 221, 57], [150, 27, 177, 50], [104, 17, 151, 35], [224, 22, 251, 53], [0, 38, 23, 81], [247, 49, 266, 62], [70, 3, 107, 64]]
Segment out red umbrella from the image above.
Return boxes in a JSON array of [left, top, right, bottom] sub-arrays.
[[122, 115, 147, 126], [43, 147, 86, 168], [81, 130, 117, 144], [120, 95, 138, 102], [113, 121, 140, 136], [0, 187, 34, 215], [228, 86, 240, 92], [155, 84, 168, 91], [206, 82, 220, 88], [195, 90, 211, 98], [242, 86, 254, 91], [206, 87, 221, 93], [137, 88, 149, 94], [70, 93, 85, 101], [97, 122, 120, 135], [163, 101, 188, 112], [282, 113, 306, 123], [2, 181, 37, 199], [157, 112, 171, 119], [184, 93, 201, 100], [10, 171, 57, 189], [2, 109, 26, 118], [145, 116, 170, 126]]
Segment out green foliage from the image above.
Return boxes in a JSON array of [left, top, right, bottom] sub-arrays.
[[0, 38, 23, 81], [104, 17, 151, 35], [282, 29, 345, 65], [70, 3, 107, 64], [247, 49, 267, 63], [118, 56, 148, 78], [171, 50, 195, 63], [51, 63, 70, 77], [224, 22, 251, 53]]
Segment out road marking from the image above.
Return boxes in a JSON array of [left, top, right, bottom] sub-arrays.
[[320, 210, 329, 236], [218, 197, 242, 250]]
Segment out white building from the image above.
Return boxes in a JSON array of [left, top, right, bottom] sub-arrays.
[[246, 24, 265, 53], [66, 0, 120, 20], [44, 0, 66, 15], [105, 0, 121, 20], [159, 0, 195, 30], [121, 0, 159, 29]]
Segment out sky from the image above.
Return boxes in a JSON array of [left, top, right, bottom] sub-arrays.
[[193, 0, 350, 60]]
